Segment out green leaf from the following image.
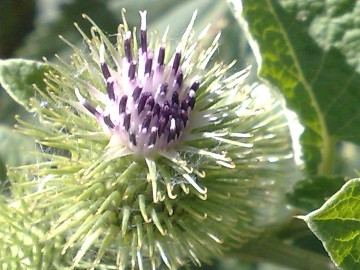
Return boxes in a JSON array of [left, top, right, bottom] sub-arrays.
[[305, 178, 360, 269], [229, 0, 360, 175], [0, 87, 27, 125], [0, 59, 50, 111], [287, 176, 346, 212]]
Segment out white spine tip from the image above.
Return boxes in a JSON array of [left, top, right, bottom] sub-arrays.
[[170, 118, 176, 131], [124, 31, 132, 40], [99, 44, 105, 64], [75, 88, 85, 103], [140, 10, 147, 30], [162, 26, 169, 43]]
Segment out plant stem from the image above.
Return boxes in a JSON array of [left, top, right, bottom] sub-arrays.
[[318, 135, 336, 176], [235, 235, 337, 270]]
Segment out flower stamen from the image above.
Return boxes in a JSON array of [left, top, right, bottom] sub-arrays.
[[76, 11, 201, 157]]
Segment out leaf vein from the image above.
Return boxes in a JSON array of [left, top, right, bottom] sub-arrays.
[[266, 0, 331, 174]]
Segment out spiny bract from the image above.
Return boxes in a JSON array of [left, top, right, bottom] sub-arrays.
[[3, 10, 293, 270]]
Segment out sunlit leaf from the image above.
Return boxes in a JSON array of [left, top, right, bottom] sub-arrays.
[[230, 0, 360, 175], [305, 178, 360, 269], [0, 59, 50, 111]]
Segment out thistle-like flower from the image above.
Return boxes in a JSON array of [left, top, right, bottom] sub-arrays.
[[4, 10, 293, 270]]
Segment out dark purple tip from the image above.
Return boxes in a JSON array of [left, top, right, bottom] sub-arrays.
[[172, 52, 181, 74], [129, 133, 137, 146], [157, 46, 165, 66], [83, 101, 99, 116], [153, 103, 161, 117], [137, 92, 152, 115], [104, 115, 115, 128], [141, 30, 147, 53], [106, 81, 115, 100], [175, 118, 182, 137], [159, 83, 168, 96], [146, 97, 155, 110], [181, 100, 189, 111], [157, 116, 167, 137], [123, 113, 131, 131], [128, 62, 136, 80], [191, 80, 200, 91], [181, 110, 188, 126], [141, 112, 152, 133], [171, 91, 179, 105], [176, 71, 183, 87], [124, 34, 132, 62], [145, 56, 153, 75], [161, 101, 170, 119], [132, 86, 143, 101], [188, 96, 195, 110], [169, 101, 180, 114], [119, 95, 128, 114], [101, 63, 111, 80], [148, 128, 157, 147]]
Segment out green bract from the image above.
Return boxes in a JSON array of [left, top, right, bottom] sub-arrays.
[[1, 10, 293, 270]]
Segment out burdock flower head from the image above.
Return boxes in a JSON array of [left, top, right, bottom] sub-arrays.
[[6, 10, 293, 270]]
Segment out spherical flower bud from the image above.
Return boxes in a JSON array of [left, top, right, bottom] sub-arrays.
[[3, 10, 294, 270]]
